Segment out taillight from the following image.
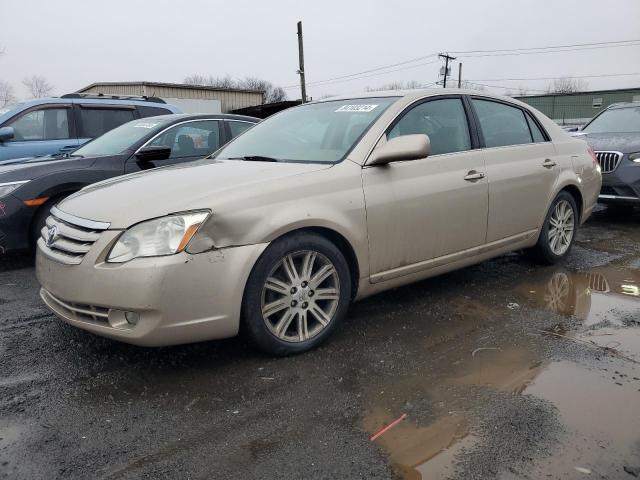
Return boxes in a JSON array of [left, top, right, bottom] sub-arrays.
[[587, 147, 598, 167]]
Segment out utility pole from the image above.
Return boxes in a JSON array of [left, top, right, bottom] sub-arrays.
[[438, 53, 456, 88], [458, 63, 462, 88], [297, 21, 307, 103]]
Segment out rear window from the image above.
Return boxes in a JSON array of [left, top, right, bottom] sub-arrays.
[[79, 107, 136, 138], [472, 99, 533, 148]]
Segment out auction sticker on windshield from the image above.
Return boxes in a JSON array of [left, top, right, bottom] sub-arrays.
[[335, 104, 378, 113]]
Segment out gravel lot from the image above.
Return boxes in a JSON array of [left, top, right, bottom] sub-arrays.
[[1, 207, 639, 480]]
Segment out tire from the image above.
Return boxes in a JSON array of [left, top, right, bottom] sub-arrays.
[[242, 232, 352, 356], [532, 191, 578, 265]]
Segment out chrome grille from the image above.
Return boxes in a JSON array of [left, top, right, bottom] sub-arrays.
[[587, 272, 609, 293], [594, 151, 622, 173], [38, 206, 110, 265]]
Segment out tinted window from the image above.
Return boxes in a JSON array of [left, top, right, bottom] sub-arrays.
[[149, 120, 220, 159], [388, 98, 471, 155], [228, 120, 254, 138], [526, 113, 546, 143], [472, 99, 533, 148], [79, 108, 136, 138], [138, 106, 173, 118], [215, 97, 397, 163], [582, 106, 640, 133], [8, 108, 70, 141]]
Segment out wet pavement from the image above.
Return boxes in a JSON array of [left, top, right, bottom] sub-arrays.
[[1, 206, 639, 479]]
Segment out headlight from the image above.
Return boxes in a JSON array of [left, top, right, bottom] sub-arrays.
[[630, 152, 640, 163], [0, 180, 29, 198], [107, 211, 210, 263]]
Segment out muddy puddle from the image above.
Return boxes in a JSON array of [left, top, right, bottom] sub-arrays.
[[363, 260, 640, 479]]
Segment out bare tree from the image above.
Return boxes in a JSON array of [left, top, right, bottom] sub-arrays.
[[458, 80, 486, 91], [183, 74, 287, 103], [516, 86, 529, 96], [546, 77, 588, 94], [0, 81, 16, 108], [366, 80, 423, 91], [22, 75, 54, 98], [238, 77, 287, 103]]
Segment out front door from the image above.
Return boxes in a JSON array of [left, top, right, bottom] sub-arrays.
[[0, 105, 78, 160], [125, 119, 223, 172], [363, 97, 488, 279]]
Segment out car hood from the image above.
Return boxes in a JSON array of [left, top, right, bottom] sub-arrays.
[[0, 155, 101, 182], [577, 132, 640, 154], [58, 160, 333, 229]]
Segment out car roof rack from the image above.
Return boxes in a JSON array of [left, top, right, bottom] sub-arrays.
[[60, 93, 166, 104]]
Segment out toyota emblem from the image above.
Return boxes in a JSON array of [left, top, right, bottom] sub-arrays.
[[46, 225, 58, 247]]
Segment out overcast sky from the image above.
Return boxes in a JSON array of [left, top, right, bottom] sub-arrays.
[[2, 0, 640, 101]]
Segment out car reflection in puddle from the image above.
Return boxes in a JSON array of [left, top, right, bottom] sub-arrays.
[[363, 262, 640, 479]]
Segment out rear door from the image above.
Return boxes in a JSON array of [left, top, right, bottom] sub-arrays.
[[125, 119, 223, 172], [74, 104, 138, 147], [363, 96, 489, 279], [0, 104, 78, 159], [469, 97, 559, 243]]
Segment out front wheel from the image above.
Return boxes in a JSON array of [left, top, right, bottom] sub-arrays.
[[532, 191, 578, 264], [242, 232, 351, 356]]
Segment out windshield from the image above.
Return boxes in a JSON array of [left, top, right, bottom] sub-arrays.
[[214, 97, 398, 163], [582, 106, 640, 134], [73, 118, 171, 157]]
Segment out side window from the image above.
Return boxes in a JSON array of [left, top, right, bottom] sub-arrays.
[[388, 98, 471, 155], [472, 99, 533, 148], [79, 108, 136, 138], [138, 106, 173, 118], [228, 121, 253, 139], [525, 112, 547, 143], [148, 120, 220, 159], [8, 108, 70, 141]]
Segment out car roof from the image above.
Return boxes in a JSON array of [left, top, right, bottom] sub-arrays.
[[142, 113, 260, 123], [310, 88, 527, 105]]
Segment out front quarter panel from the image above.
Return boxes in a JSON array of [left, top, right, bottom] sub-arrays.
[[194, 160, 370, 278]]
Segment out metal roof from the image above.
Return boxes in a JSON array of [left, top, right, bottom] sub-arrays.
[[78, 81, 264, 95]]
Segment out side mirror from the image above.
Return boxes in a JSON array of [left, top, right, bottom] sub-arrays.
[[0, 126, 15, 142], [368, 134, 430, 166], [135, 146, 172, 161]]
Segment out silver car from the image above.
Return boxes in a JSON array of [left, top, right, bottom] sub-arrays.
[[36, 89, 601, 355]]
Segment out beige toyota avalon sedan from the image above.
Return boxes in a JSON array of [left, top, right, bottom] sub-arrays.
[[36, 89, 601, 355]]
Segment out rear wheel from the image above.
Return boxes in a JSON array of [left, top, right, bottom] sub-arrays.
[[532, 191, 578, 264], [242, 232, 351, 355]]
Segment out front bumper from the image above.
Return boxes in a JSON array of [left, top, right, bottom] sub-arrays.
[[598, 159, 640, 204], [0, 194, 34, 254], [36, 231, 268, 346]]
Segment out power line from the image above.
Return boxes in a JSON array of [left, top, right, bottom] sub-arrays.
[[455, 42, 640, 58], [283, 58, 440, 90], [289, 37, 640, 93], [467, 72, 640, 82], [450, 38, 640, 55]]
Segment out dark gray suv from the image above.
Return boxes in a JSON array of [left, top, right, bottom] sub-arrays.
[[577, 102, 640, 207]]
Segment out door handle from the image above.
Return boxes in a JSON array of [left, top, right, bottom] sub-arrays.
[[464, 170, 485, 181], [542, 159, 557, 168]]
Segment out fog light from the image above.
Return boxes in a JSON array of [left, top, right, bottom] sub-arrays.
[[125, 311, 140, 325]]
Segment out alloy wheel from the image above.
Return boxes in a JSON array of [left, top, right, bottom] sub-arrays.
[[260, 250, 341, 343], [548, 199, 575, 256]]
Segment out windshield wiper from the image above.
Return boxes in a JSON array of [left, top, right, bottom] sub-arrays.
[[228, 155, 280, 162]]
